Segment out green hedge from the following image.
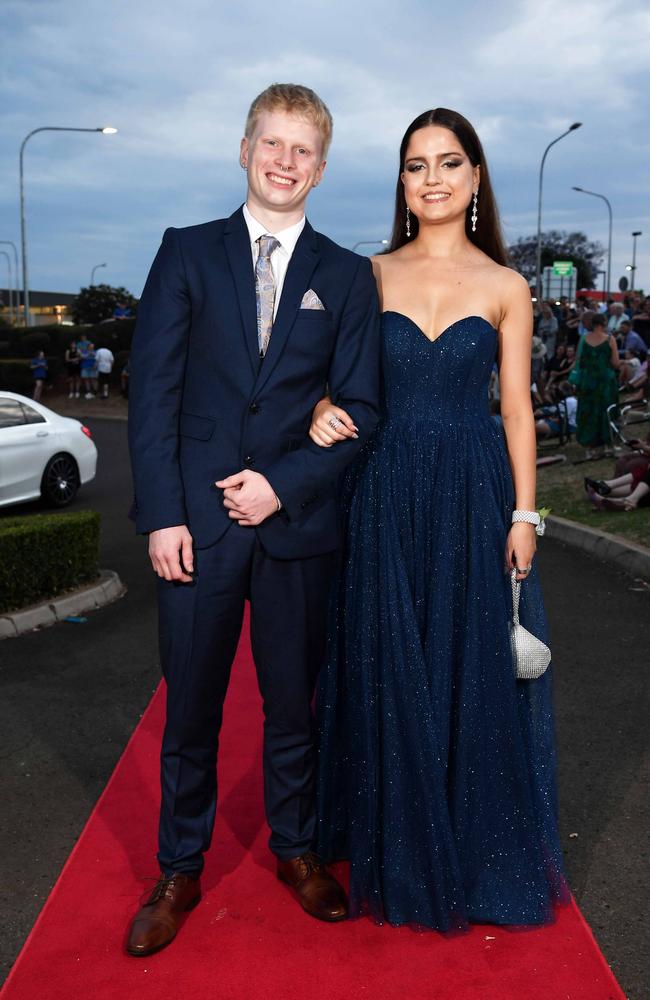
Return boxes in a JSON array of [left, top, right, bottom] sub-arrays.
[[0, 319, 136, 360], [0, 510, 100, 613]]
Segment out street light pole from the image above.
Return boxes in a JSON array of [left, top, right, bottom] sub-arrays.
[[352, 239, 389, 252], [90, 262, 107, 285], [19, 125, 118, 327], [572, 186, 613, 300], [631, 231, 642, 291], [0, 251, 12, 324], [0, 240, 19, 325], [535, 123, 582, 301]]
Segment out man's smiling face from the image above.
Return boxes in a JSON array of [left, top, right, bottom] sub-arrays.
[[241, 109, 326, 223]]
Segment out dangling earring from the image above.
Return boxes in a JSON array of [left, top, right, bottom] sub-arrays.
[[471, 190, 478, 233], [406, 207, 411, 239]]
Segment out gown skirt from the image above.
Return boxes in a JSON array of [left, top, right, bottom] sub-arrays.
[[316, 312, 569, 930]]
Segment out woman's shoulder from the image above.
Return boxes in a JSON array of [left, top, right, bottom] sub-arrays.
[[493, 263, 529, 293], [491, 266, 533, 322], [370, 249, 404, 273]]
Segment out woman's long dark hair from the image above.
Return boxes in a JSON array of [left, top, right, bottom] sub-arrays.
[[388, 108, 509, 266]]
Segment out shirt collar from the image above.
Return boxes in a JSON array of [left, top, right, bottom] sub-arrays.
[[243, 203, 306, 256]]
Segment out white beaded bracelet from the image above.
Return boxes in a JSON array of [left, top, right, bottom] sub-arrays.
[[512, 509, 546, 536]]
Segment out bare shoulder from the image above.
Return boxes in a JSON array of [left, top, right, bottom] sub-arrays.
[[491, 263, 530, 296], [493, 266, 532, 319], [371, 250, 404, 302], [370, 249, 402, 272]]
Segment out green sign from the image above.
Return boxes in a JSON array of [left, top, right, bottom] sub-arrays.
[[552, 260, 573, 276]]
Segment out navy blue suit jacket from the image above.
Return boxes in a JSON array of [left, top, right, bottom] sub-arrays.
[[128, 207, 381, 558]]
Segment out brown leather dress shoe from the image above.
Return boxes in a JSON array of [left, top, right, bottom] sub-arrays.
[[277, 852, 348, 922], [125, 873, 201, 957]]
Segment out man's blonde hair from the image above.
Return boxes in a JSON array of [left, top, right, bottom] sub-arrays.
[[245, 83, 333, 156]]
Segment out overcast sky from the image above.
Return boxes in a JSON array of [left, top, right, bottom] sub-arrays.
[[2, 0, 649, 296]]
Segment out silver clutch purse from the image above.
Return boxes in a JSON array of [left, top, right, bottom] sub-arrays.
[[510, 570, 552, 680]]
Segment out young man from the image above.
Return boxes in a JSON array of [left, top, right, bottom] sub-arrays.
[[94, 344, 114, 398], [126, 84, 380, 956]]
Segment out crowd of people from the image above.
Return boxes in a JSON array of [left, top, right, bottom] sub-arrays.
[[483, 290, 649, 513], [521, 293, 649, 456], [29, 332, 130, 401]]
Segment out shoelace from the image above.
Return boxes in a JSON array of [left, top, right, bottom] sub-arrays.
[[138, 875, 177, 906], [297, 853, 324, 880]]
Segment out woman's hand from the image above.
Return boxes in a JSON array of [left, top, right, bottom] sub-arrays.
[[505, 522, 537, 581], [309, 396, 358, 448]]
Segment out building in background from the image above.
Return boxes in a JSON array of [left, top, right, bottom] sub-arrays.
[[0, 289, 77, 326]]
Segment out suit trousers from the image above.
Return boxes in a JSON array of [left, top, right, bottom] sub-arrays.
[[156, 523, 335, 876]]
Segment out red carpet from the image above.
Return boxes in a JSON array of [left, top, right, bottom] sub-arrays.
[[3, 620, 625, 1000]]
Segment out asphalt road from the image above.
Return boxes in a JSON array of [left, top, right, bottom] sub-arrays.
[[1, 418, 648, 999]]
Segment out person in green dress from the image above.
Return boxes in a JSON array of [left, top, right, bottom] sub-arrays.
[[575, 313, 620, 458]]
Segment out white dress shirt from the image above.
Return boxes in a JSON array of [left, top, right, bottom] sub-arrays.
[[243, 203, 306, 319]]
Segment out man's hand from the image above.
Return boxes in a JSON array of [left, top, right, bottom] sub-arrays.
[[216, 470, 280, 526], [149, 525, 194, 582]]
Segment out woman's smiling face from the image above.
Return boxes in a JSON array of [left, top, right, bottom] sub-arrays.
[[401, 125, 479, 229]]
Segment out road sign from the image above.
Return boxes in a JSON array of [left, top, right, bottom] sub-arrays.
[[552, 260, 573, 276], [542, 266, 577, 301]]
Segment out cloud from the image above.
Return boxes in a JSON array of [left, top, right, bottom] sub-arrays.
[[1, 0, 649, 292], [479, 0, 650, 112]]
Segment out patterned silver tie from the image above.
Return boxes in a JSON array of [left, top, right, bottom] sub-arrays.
[[255, 235, 280, 357]]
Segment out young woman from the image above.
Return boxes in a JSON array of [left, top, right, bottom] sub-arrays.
[[313, 109, 568, 930], [574, 312, 620, 459], [29, 350, 48, 401], [65, 340, 81, 398]]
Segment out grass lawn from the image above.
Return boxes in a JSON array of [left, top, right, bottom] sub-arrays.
[[537, 442, 650, 550]]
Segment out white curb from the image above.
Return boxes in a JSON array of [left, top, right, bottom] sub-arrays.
[[0, 570, 126, 638]]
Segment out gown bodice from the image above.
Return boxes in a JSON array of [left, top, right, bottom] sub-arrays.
[[380, 311, 498, 425]]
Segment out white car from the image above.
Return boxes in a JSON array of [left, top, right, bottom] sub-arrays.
[[0, 391, 97, 508]]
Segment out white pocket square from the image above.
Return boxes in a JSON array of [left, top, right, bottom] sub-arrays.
[[300, 289, 326, 310]]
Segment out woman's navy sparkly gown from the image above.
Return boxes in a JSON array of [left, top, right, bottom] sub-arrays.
[[317, 312, 568, 930]]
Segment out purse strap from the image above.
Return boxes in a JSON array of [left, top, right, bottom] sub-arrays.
[[510, 569, 521, 625]]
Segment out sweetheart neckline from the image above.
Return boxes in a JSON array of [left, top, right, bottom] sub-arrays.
[[381, 310, 498, 345]]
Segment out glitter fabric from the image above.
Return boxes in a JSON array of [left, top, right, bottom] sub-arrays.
[[316, 312, 569, 930]]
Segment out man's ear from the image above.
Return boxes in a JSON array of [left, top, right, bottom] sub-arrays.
[[312, 159, 327, 188], [240, 136, 249, 169]]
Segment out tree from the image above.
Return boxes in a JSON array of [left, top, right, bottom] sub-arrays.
[[71, 284, 138, 325], [507, 231, 605, 290]]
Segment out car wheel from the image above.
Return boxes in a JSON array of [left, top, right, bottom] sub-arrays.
[[41, 453, 80, 507]]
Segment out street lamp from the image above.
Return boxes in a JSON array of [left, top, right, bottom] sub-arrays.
[[352, 239, 389, 252], [630, 231, 642, 291], [0, 251, 13, 324], [535, 122, 582, 300], [572, 186, 613, 300], [90, 262, 107, 285], [19, 125, 118, 326], [0, 240, 19, 325]]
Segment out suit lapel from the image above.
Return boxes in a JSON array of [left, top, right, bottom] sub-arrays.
[[254, 221, 320, 393], [223, 206, 259, 376]]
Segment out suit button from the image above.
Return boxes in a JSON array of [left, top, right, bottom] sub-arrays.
[[249, 402, 260, 415], [244, 455, 254, 467]]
